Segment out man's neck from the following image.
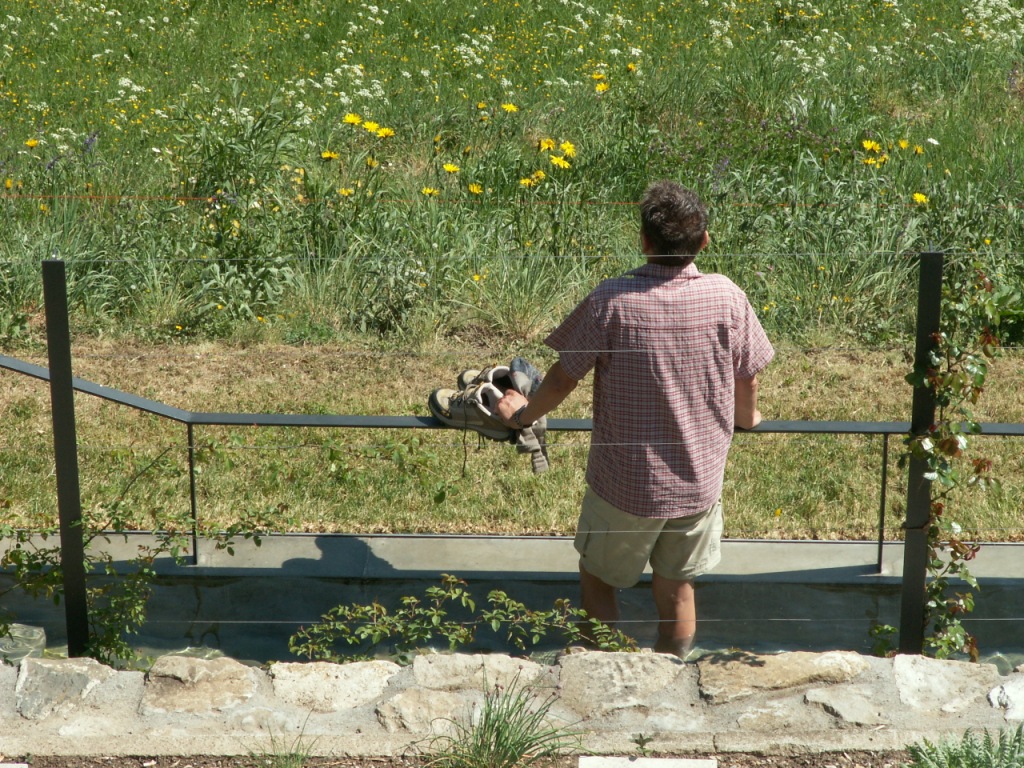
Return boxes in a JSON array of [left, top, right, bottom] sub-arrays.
[[645, 256, 695, 268]]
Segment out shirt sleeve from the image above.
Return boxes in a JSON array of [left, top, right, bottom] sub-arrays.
[[733, 298, 775, 379], [544, 293, 602, 381]]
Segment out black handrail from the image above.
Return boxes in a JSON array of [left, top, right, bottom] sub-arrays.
[[8, 352, 1024, 438]]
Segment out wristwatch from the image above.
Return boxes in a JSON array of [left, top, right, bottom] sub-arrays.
[[511, 405, 531, 429]]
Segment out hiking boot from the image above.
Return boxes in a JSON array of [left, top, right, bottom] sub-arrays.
[[456, 368, 481, 390], [456, 365, 514, 392], [428, 381, 513, 441]]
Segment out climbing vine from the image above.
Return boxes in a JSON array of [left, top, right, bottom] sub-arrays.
[[877, 259, 1021, 659]]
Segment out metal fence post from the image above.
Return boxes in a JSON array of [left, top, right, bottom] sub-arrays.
[[875, 433, 890, 574], [898, 251, 944, 655], [187, 423, 200, 566], [41, 259, 91, 657]]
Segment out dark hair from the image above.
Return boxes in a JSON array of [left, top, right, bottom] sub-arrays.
[[639, 181, 707, 266]]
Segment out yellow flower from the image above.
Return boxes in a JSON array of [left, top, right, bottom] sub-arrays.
[[362, 120, 380, 133], [595, 82, 610, 93], [468, 183, 483, 195], [861, 139, 881, 153], [538, 138, 556, 152], [337, 187, 354, 197], [591, 72, 606, 80], [321, 150, 339, 160], [912, 192, 929, 205], [984, 238, 992, 245], [862, 157, 877, 166], [519, 177, 536, 188], [531, 169, 546, 181], [898, 139, 910, 149], [476, 101, 488, 109], [443, 163, 460, 174], [343, 113, 362, 125], [913, 144, 924, 155], [3, 178, 11, 190], [257, 316, 266, 323], [550, 155, 571, 169], [376, 127, 395, 138], [40, 203, 49, 213], [501, 103, 518, 113], [472, 273, 482, 282], [627, 62, 638, 72], [24, 138, 39, 148], [559, 141, 576, 157], [366, 157, 379, 168], [422, 186, 440, 196]]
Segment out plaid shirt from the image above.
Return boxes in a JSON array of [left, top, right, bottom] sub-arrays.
[[546, 262, 774, 518]]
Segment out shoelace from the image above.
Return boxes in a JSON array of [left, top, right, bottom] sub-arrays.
[[452, 386, 511, 476], [451, 387, 481, 477]]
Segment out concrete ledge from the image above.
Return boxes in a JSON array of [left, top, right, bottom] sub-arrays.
[[8, 533, 1018, 584]]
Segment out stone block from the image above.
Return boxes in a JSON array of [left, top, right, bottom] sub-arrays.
[[697, 651, 870, 704], [412, 653, 545, 691], [270, 660, 401, 712], [376, 687, 477, 734], [558, 651, 687, 717], [805, 684, 887, 725], [988, 673, 1024, 721], [141, 655, 257, 715], [893, 655, 1001, 713], [15, 657, 116, 720]]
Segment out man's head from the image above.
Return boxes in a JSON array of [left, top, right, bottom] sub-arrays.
[[639, 181, 708, 266]]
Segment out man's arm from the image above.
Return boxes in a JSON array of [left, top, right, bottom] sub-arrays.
[[496, 360, 579, 427], [734, 375, 762, 430]]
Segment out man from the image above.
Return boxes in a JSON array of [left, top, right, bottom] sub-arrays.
[[496, 181, 773, 656]]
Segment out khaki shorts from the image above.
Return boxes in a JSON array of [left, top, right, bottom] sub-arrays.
[[573, 486, 723, 588]]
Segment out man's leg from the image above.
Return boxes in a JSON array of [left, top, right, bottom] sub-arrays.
[[579, 562, 620, 625], [651, 572, 695, 657]]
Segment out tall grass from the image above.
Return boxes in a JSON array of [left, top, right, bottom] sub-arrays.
[[1, 0, 1023, 344]]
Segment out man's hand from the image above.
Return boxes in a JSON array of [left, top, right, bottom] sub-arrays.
[[496, 360, 579, 428], [496, 390, 530, 427]]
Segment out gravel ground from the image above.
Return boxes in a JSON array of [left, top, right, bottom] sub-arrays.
[[18, 751, 911, 768]]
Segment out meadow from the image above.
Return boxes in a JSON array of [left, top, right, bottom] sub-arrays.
[[2, 0, 1024, 541]]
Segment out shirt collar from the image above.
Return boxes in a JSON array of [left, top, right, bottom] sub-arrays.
[[629, 262, 702, 280]]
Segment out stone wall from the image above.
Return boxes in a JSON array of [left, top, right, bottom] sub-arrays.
[[2, 651, 1023, 758]]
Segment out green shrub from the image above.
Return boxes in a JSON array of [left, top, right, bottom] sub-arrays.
[[906, 726, 1024, 768], [425, 674, 581, 768]]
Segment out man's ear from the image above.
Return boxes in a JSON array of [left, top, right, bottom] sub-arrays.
[[698, 230, 709, 253], [640, 228, 654, 255]]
